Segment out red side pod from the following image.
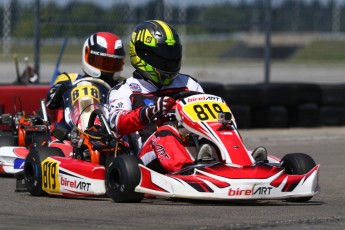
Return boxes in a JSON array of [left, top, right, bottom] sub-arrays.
[[51, 156, 105, 180]]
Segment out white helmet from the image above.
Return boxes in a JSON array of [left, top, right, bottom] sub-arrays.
[[82, 32, 125, 80]]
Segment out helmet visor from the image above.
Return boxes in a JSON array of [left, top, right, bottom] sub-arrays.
[[86, 50, 124, 72], [136, 43, 182, 73]]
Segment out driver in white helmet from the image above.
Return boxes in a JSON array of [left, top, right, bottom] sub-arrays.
[[46, 32, 126, 110], [108, 20, 204, 173]]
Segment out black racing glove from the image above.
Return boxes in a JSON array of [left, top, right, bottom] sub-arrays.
[[139, 97, 176, 125], [46, 82, 71, 109]]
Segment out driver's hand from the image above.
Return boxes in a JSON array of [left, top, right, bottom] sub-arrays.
[[47, 81, 71, 109], [140, 96, 176, 124], [55, 82, 71, 98]]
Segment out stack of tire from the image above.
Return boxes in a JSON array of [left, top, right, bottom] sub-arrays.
[[200, 82, 345, 129]]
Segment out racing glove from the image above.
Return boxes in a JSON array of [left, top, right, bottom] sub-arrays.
[[46, 82, 71, 109], [139, 96, 176, 125]]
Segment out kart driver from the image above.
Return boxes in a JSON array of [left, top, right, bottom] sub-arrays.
[[46, 32, 126, 111], [108, 20, 205, 173]]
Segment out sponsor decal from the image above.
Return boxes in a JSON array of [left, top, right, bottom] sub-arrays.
[[90, 50, 120, 58], [114, 102, 124, 109], [14, 158, 25, 169], [60, 177, 91, 191], [228, 186, 273, 196], [145, 36, 153, 43], [220, 131, 233, 135], [129, 83, 142, 92], [253, 186, 272, 195], [187, 95, 222, 103], [144, 98, 155, 106], [228, 188, 252, 196], [151, 137, 170, 161]]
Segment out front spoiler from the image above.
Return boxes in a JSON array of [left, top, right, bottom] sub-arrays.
[[135, 163, 320, 201]]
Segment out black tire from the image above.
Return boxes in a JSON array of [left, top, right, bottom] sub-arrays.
[[0, 131, 15, 146], [319, 106, 345, 126], [288, 103, 320, 127], [321, 84, 345, 106], [281, 153, 316, 202], [252, 106, 288, 128], [106, 155, 144, 203], [231, 105, 251, 129], [24, 147, 65, 196], [223, 84, 267, 107], [199, 82, 225, 98]]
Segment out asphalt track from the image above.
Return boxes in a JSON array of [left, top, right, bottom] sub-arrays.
[[1, 127, 344, 230], [1, 62, 344, 229]]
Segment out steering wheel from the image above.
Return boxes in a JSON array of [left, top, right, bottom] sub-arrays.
[[86, 109, 113, 138]]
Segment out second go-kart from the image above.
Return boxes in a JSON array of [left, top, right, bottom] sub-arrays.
[[23, 77, 129, 197], [105, 92, 320, 203]]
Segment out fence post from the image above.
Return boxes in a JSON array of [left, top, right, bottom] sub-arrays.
[[264, 0, 271, 84], [34, 0, 40, 82], [2, 0, 11, 58]]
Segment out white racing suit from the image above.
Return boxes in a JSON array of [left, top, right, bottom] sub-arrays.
[[108, 71, 204, 173]]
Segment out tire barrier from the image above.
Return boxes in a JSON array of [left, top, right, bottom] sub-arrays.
[[200, 81, 345, 129], [1, 83, 345, 129]]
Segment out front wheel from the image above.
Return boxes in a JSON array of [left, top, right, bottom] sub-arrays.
[[106, 155, 144, 203], [24, 147, 65, 196], [281, 153, 316, 202]]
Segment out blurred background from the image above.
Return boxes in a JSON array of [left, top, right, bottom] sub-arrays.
[[1, 0, 345, 84]]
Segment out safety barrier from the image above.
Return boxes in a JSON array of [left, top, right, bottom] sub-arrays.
[[1, 83, 345, 129], [200, 82, 345, 129]]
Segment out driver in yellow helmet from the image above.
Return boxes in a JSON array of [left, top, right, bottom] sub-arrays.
[[108, 20, 204, 173]]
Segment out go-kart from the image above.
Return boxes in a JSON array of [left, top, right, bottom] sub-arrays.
[[105, 92, 320, 203], [22, 90, 320, 203], [0, 99, 50, 175], [0, 76, 110, 175], [23, 77, 130, 196]]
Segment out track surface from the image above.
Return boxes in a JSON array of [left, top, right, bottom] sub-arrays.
[[1, 127, 344, 230]]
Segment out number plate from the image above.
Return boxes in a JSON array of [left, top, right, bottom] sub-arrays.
[[71, 85, 100, 105], [42, 158, 60, 193], [183, 100, 230, 122]]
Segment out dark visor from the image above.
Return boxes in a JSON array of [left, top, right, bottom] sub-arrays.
[[87, 51, 124, 72], [136, 43, 182, 72]]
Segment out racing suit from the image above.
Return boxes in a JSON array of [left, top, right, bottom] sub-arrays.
[[108, 71, 204, 173]]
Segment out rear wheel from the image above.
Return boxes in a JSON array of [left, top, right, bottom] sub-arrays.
[[24, 147, 65, 196], [281, 153, 316, 202], [106, 155, 144, 203]]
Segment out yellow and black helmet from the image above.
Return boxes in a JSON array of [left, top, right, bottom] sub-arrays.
[[130, 20, 182, 85]]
